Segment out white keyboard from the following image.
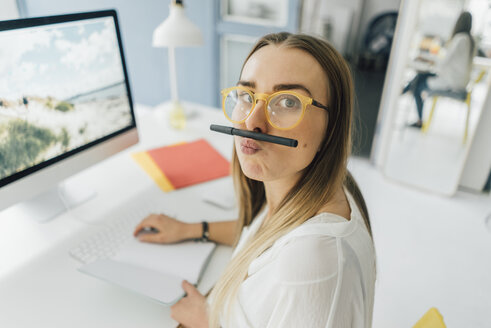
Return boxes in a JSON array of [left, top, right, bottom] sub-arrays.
[[69, 196, 165, 264], [69, 177, 237, 264]]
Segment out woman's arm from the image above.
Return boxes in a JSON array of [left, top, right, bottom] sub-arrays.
[[184, 220, 237, 246], [134, 214, 237, 247]]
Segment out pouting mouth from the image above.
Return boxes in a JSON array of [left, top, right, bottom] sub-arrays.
[[240, 138, 261, 150]]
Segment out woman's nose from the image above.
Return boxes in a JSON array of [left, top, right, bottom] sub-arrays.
[[244, 99, 268, 133]]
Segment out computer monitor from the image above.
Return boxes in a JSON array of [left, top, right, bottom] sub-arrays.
[[0, 10, 138, 221]]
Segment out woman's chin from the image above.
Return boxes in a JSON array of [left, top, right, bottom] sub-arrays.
[[240, 161, 266, 181], [242, 169, 265, 182]]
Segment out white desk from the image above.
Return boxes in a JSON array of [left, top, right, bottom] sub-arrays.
[[0, 102, 236, 328]]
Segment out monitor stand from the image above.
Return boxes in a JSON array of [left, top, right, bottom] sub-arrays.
[[14, 179, 96, 223]]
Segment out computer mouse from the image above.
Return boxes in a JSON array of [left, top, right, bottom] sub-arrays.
[[137, 227, 159, 236]]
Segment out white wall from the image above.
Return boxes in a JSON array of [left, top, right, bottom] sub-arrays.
[[460, 78, 491, 191], [0, 0, 19, 20]]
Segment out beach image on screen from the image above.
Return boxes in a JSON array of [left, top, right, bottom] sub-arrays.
[[0, 17, 133, 180]]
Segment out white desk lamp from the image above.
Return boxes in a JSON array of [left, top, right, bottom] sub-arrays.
[[152, 0, 203, 129]]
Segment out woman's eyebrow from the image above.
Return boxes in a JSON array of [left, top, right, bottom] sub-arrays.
[[237, 80, 255, 88], [273, 84, 313, 97], [237, 81, 313, 97]]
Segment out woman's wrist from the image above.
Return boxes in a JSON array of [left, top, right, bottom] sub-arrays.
[[184, 222, 203, 240]]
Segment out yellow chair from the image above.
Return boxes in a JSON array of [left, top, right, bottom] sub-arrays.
[[413, 307, 447, 328], [422, 69, 487, 144]]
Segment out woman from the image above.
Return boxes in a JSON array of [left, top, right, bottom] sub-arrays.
[[404, 11, 475, 128], [134, 32, 376, 327]]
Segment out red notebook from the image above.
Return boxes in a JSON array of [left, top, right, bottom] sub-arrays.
[[133, 139, 230, 191]]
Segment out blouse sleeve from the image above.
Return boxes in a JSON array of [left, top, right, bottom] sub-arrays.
[[263, 235, 344, 328]]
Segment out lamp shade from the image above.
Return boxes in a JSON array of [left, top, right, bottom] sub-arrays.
[[152, 2, 203, 47]]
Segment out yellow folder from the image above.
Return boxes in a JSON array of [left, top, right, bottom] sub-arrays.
[[413, 308, 446, 328], [132, 152, 175, 192]]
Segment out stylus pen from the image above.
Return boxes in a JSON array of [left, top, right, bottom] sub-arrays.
[[210, 124, 298, 148]]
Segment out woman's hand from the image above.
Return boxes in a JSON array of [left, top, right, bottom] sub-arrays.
[[171, 280, 209, 328], [133, 214, 194, 244]]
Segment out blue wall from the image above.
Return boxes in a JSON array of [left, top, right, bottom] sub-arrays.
[[19, 0, 301, 108], [20, 0, 218, 107]]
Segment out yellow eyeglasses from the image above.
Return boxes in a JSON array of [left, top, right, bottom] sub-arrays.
[[221, 86, 330, 130]]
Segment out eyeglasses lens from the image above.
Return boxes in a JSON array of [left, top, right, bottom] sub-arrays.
[[223, 88, 304, 129], [267, 93, 303, 129], [224, 89, 253, 122]]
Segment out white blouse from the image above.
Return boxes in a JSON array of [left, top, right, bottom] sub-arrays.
[[428, 33, 473, 90], [214, 190, 376, 328]]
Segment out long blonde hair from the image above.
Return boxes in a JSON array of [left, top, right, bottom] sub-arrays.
[[208, 32, 372, 327]]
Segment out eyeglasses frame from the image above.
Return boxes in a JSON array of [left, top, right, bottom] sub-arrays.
[[220, 86, 330, 130]]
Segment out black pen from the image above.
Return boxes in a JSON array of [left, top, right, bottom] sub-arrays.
[[210, 124, 298, 148]]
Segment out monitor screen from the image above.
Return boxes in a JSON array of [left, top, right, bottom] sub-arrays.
[[0, 11, 136, 189]]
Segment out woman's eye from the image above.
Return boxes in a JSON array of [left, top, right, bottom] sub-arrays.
[[283, 98, 295, 107], [238, 92, 253, 103], [278, 97, 300, 109]]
